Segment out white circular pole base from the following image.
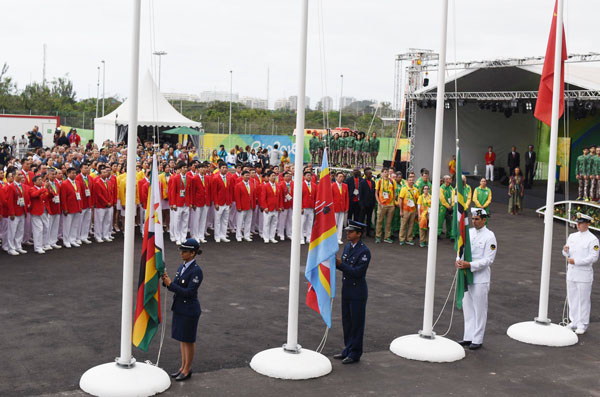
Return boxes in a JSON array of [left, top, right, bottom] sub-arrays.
[[507, 321, 578, 347], [80, 362, 171, 397], [250, 347, 332, 380], [390, 334, 465, 363]]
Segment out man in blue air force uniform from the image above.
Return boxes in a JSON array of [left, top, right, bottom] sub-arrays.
[[334, 220, 371, 364]]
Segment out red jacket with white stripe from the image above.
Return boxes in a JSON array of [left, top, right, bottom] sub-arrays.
[[331, 181, 349, 213]]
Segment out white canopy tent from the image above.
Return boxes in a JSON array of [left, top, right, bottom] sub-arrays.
[[93, 70, 202, 144]]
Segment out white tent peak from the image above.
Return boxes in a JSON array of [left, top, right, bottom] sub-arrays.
[[94, 70, 201, 142]]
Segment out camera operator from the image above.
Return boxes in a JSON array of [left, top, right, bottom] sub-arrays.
[[28, 126, 44, 150]]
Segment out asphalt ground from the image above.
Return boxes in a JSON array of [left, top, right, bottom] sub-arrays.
[[2, 201, 600, 396]]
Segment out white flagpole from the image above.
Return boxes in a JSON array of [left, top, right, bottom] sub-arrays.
[[507, 0, 577, 347], [250, 0, 331, 379], [80, 1, 170, 394], [389, 0, 465, 363]]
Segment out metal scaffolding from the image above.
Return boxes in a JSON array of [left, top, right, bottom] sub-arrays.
[[409, 89, 600, 101]]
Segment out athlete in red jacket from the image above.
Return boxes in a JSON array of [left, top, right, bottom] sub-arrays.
[[332, 171, 349, 244], [301, 170, 317, 244], [260, 171, 282, 243], [234, 170, 256, 242], [277, 172, 294, 241]]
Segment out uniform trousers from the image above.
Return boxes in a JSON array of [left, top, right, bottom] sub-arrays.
[[359, 205, 374, 235], [172, 206, 190, 244], [0, 217, 8, 250], [462, 282, 490, 344], [348, 201, 361, 222], [577, 176, 584, 198], [584, 177, 590, 198], [62, 212, 82, 245], [485, 164, 494, 181], [213, 205, 230, 241], [139, 207, 146, 235], [236, 209, 253, 240], [399, 211, 417, 242], [23, 213, 32, 243], [78, 208, 92, 241], [206, 204, 215, 230], [47, 214, 60, 246], [94, 208, 112, 241], [228, 203, 237, 231], [8, 215, 25, 251], [262, 211, 278, 242], [169, 208, 176, 241], [188, 207, 199, 238], [301, 208, 314, 243], [335, 212, 345, 242], [277, 208, 293, 240], [438, 205, 454, 238], [590, 178, 597, 201], [31, 213, 49, 251], [252, 206, 263, 235], [341, 299, 367, 361], [191, 206, 209, 241], [375, 204, 394, 240], [567, 280, 592, 331]]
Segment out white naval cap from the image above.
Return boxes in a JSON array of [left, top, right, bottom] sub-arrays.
[[576, 212, 593, 223], [471, 207, 487, 217]]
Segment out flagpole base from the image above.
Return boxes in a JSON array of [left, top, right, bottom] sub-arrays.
[[80, 362, 170, 397], [390, 333, 465, 363], [507, 321, 578, 347], [250, 346, 332, 380]]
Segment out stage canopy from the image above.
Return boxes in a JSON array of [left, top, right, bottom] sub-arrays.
[[93, 71, 201, 144], [410, 63, 600, 182]]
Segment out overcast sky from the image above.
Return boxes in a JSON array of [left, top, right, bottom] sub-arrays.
[[2, 0, 599, 107]]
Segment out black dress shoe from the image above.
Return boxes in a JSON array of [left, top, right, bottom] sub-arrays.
[[175, 371, 192, 381], [468, 343, 482, 350], [170, 370, 181, 378], [341, 357, 358, 365], [333, 353, 345, 360], [457, 340, 472, 346]]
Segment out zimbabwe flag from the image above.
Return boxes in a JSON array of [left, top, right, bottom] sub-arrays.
[[453, 147, 472, 309], [133, 154, 165, 351]]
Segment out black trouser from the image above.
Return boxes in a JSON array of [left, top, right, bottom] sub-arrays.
[[359, 205, 374, 235], [525, 165, 534, 187], [348, 201, 361, 222], [341, 298, 367, 361]]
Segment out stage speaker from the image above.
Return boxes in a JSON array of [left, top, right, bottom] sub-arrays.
[[383, 160, 392, 169], [394, 149, 402, 164]]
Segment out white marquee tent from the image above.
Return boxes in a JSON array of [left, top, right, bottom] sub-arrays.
[[93, 70, 201, 144]]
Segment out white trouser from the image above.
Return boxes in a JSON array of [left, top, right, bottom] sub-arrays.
[[48, 214, 60, 245], [277, 208, 293, 239], [188, 207, 199, 239], [214, 205, 230, 241], [31, 213, 49, 251], [172, 206, 190, 244], [236, 210, 253, 240], [252, 206, 264, 235], [0, 217, 8, 250], [485, 164, 494, 181], [94, 208, 112, 241], [169, 208, 176, 241], [263, 210, 278, 241], [107, 207, 114, 232], [78, 208, 92, 240], [567, 280, 593, 331], [301, 208, 314, 242], [139, 207, 146, 235], [8, 215, 25, 251], [462, 282, 490, 344], [228, 203, 237, 230], [62, 212, 82, 245], [206, 204, 215, 229], [335, 212, 345, 241], [23, 213, 32, 242]]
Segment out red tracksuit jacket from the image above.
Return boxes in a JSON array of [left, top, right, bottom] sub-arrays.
[[331, 181, 349, 213], [234, 179, 256, 211]]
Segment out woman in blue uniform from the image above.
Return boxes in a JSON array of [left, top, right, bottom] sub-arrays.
[[162, 238, 203, 381]]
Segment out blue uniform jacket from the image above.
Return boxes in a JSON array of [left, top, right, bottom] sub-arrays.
[[168, 260, 203, 317], [337, 240, 370, 301]]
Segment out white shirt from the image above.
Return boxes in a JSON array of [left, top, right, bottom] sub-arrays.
[[269, 149, 281, 166], [469, 226, 497, 284], [562, 230, 599, 283], [226, 153, 236, 164], [180, 260, 195, 276]]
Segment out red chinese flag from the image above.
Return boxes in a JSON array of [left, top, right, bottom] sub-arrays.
[[534, 0, 567, 127]]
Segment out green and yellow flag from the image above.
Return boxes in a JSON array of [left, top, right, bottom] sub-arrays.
[[453, 147, 473, 309], [133, 154, 165, 351]]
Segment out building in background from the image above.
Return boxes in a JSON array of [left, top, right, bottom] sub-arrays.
[[274, 98, 291, 111], [316, 96, 333, 112], [200, 91, 239, 103], [240, 97, 268, 109], [163, 93, 202, 102], [288, 96, 311, 111], [340, 96, 356, 110]]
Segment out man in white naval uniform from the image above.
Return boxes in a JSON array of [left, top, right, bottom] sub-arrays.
[[562, 213, 599, 335], [456, 208, 497, 350]]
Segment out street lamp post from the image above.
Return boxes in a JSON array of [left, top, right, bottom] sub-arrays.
[[101, 60, 106, 116], [229, 70, 233, 135], [339, 74, 344, 128], [95, 66, 101, 119], [153, 51, 167, 90]]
